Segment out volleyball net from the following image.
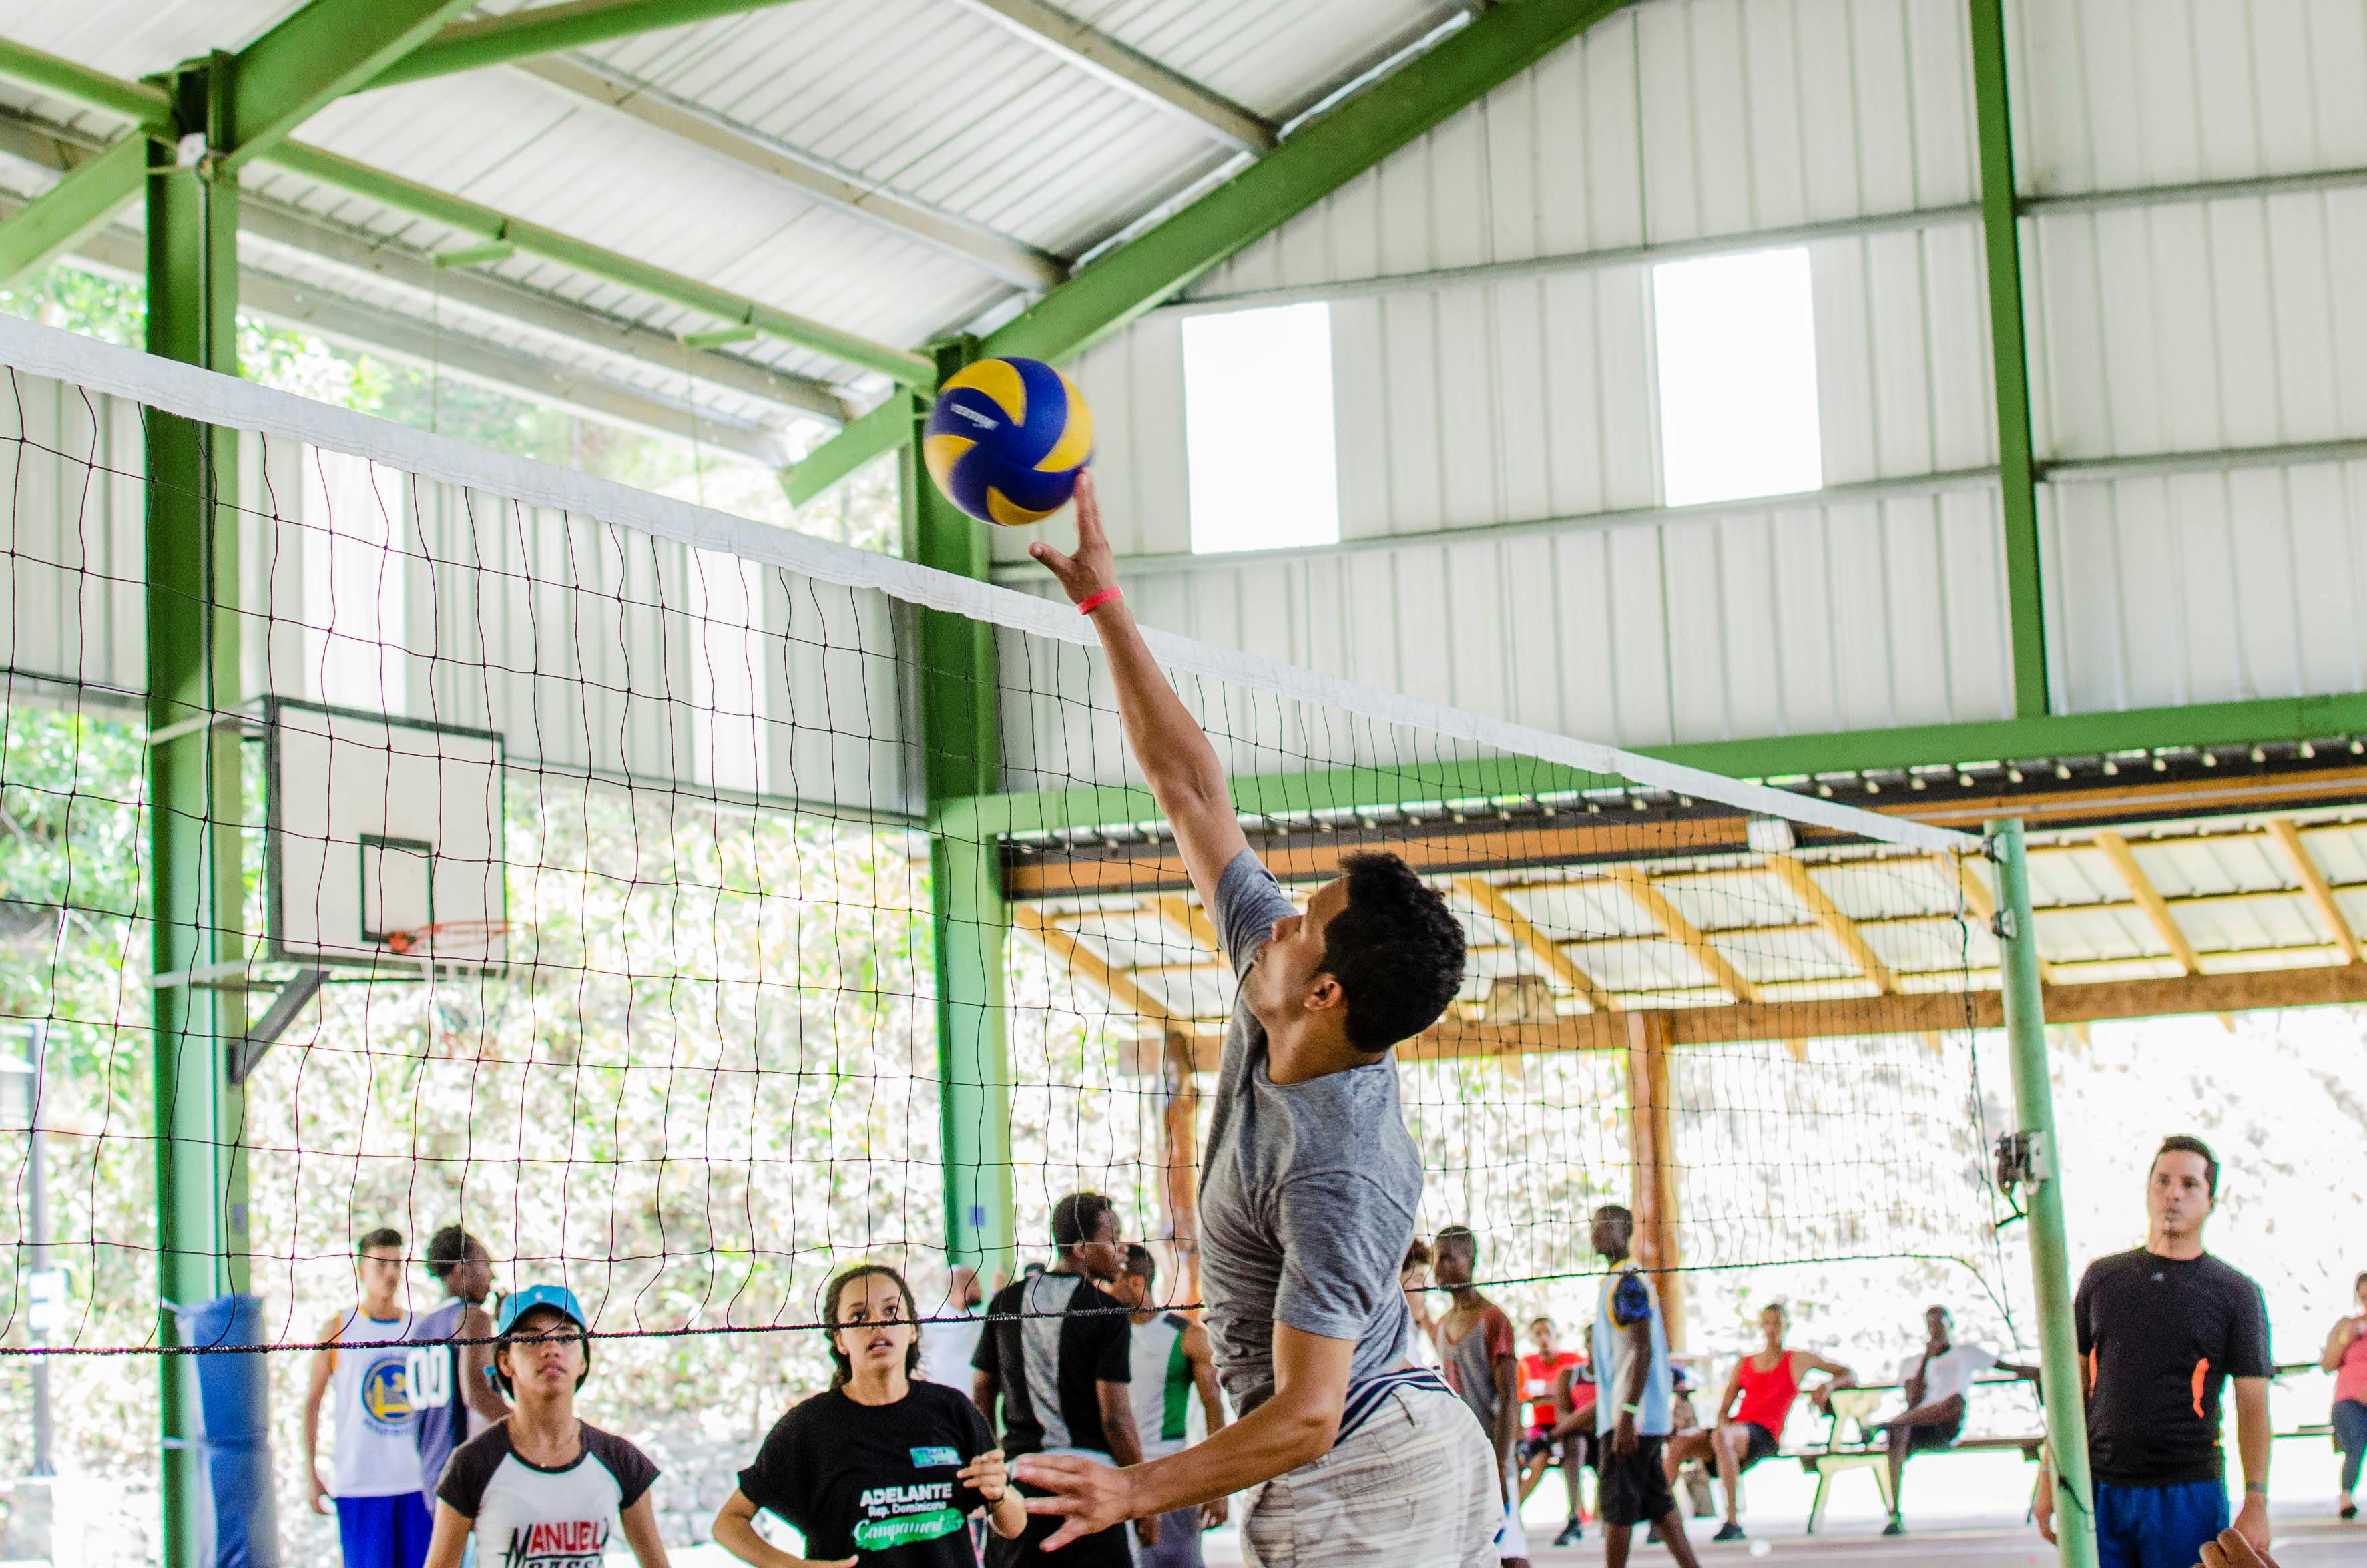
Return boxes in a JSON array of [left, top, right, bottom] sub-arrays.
[[0, 315, 2025, 1412]]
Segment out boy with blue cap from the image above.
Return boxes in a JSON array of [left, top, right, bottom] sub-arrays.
[[422, 1285, 672, 1568]]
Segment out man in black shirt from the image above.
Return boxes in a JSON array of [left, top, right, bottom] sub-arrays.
[[974, 1192, 1145, 1568], [2038, 1136, 2272, 1568]]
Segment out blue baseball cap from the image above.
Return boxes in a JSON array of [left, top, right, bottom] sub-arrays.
[[493, 1285, 591, 1393], [495, 1283, 586, 1336]]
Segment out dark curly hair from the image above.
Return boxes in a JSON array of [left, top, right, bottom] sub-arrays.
[[822, 1264, 923, 1388], [1318, 852, 1467, 1052]]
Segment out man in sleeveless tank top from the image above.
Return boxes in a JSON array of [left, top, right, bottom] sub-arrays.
[[1661, 1302, 1854, 1542], [1112, 1246, 1229, 1567], [303, 1226, 434, 1568], [413, 1226, 511, 1511]]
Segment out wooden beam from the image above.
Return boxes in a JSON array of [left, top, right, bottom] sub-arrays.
[[2092, 831, 2203, 974], [2265, 818, 2362, 964], [1149, 893, 1222, 957], [1623, 1012, 1685, 1349], [1157, 1029, 1202, 1312], [1763, 854, 1898, 993], [1011, 907, 1200, 1036], [1599, 866, 1761, 1003], [1453, 877, 1620, 1013]]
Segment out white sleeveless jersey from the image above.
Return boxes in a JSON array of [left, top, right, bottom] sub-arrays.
[[331, 1307, 421, 1498], [1126, 1311, 1197, 1461]]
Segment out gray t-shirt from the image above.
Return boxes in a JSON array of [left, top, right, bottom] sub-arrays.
[[1197, 850, 1421, 1417]]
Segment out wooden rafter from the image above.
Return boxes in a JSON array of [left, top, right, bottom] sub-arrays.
[[2264, 818, 2362, 965], [1599, 866, 1760, 1003], [1763, 855, 1899, 994], [1011, 907, 1202, 1036], [1453, 877, 1620, 1014], [1148, 893, 1222, 957], [2092, 831, 2203, 974]]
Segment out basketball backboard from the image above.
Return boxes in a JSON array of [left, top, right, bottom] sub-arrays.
[[264, 698, 507, 969]]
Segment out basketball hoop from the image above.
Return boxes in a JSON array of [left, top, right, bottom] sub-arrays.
[[382, 919, 518, 965]]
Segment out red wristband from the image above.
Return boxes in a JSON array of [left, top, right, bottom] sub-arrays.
[[1077, 586, 1123, 617]]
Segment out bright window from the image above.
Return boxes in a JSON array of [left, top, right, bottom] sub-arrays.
[[1651, 247, 1824, 507], [1182, 302, 1341, 554]]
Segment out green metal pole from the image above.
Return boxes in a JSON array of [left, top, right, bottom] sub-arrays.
[[1969, 0, 2050, 718], [1986, 818, 2097, 1568], [145, 55, 250, 1568], [364, 0, 816, 91], [909, 340, 1017, 1286]]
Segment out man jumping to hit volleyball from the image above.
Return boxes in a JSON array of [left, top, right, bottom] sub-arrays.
[[1016, 473, 1499, 1563]]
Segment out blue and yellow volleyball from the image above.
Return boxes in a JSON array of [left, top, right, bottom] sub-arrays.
[[923, 357, 1094, 527]]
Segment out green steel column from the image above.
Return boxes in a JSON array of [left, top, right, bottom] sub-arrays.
[[910, 340, 1017, 1285], [1987, 818, 2098, 1568], [1970, 0, 2049, 718], [145, 54, 249, 1567]]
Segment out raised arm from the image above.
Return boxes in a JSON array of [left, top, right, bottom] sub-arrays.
[[1031, 473, 1248, 910]]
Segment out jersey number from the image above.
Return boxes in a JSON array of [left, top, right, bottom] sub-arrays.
[[405, 1347, 451, 1408]]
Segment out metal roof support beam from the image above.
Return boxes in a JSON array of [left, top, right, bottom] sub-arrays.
[[1453, 876, 1620, 1013], [1601, 866, 1760, 1004], [2264, 818, 2362, 965], [1969, 0, 2049, 719], [264, 141, 933, 385], [364, 0, 813, 91], [0, 0, 474, 283], [517, 57, 1067, 290], [949, 0, 1277, 155], [786, 0, 1639, 500]]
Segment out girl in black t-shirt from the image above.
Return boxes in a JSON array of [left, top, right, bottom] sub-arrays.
[[714, 1264, 1027, 1567]]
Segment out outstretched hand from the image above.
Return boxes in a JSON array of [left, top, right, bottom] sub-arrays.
[[1011, 1451, 1139, 1551], [1028, 471, 1116, 607]]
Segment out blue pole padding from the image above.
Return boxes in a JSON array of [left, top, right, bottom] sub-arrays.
[[185, 1294, 282, 1568]]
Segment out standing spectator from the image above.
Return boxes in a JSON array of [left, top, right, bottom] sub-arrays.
[[2322, 1270, 2367, 1521], [973, 1192, 1143, 1568], [2037, 1136, 2273, 1567], [422, 1286, 670, 1568], [919, 1265, 989, 1392], [1873, 1306, 2035, 1535], [714, 1263, 1025, 1566], [1515, 1316, 1586, 1546], [1663, 1303, 1854, 1543], [1402, 1238, 1440, 1368], [1111, 1246, 1230, 1567], [1585, 1206, 1704, 1568], [413, 1226, 509, 1513], [304, 1226, 431, 1568], [1434, 1226, 1528, 1568]]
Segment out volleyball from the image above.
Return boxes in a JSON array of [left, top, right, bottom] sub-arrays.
[[921, 356, 1095, 527]]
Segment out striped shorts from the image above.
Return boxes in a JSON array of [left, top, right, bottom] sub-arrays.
[[1240, 1382, 1499, 1567]]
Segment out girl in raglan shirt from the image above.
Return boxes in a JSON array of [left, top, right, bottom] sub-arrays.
[[423, 1285, 671, 1568], [712, 1264, 1027, 1567]]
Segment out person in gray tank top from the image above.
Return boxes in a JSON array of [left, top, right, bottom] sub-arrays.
[[1013, 474, 1499, 1565]]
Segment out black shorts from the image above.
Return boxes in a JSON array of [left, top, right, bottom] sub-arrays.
[[1520, 1428, 1595, 1467], [1903, 1416, 1964, 1455], [1598, 1436, 1676, 1528], [1734, 1420, 1782, 1471], [987, 1482, 1133, 1568]]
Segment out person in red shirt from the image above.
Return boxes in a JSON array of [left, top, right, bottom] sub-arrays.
[[1662, 1304, 1854, 1543], [1515, 1318, 1589, 1546]]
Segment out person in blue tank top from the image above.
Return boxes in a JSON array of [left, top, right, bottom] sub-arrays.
[[1583, 1206, 1703, 1568], [413, 1226, 510, 1510]]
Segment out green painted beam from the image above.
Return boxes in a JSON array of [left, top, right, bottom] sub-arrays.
[[945, 691, 2367, 838], [784, 391, 917, 506], [0, 36, 171, 123], [265, 140, 933, 385], [365, 0, 810, 91], [218, 0, 478, 172], [910, 339, 1017, 1282], [782, 0, 1641, 500], [1970, 0, 2049, 718], [0, 133, 152, 290], [144, 56, 248, 1568]]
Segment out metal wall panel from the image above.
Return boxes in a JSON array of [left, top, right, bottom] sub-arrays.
[[2042, 461, 2367, 715], [1, 376, 146, 695], [2027, 188, 2367, 461], [2011, 0, 2367, 196]]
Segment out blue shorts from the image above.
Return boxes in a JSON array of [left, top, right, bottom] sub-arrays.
[[336, 1491, 435, 1568], [2093, 1479, 2229, 1568]]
